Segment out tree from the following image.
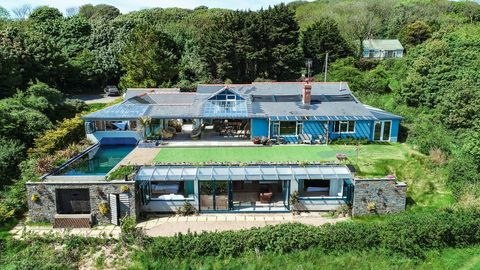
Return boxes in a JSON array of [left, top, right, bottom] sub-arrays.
[[301, 19, 352, 75], [333, 1, 381, 57], [0, 31, 27, 98], [79, 4, 120, 21], [400, 20, 431, 47], [439, 80, 480, 129], [119, 26, 179, 88], [257, 4, 303, 81], [0, 101, 53, 145], [0, 138, 25, 187], [28, 6, 63, 22]]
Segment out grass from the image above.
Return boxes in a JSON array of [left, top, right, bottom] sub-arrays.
[[154, 143, 453, 211], [153, 143, 407, 164], [129, 245, 480, 270]]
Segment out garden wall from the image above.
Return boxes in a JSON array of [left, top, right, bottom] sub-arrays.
[[26, 180, 137, 225], [352, 178, 407, 216]]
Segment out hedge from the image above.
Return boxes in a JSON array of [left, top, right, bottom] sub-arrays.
[[29, 116, 85, 156], [143, 208, 480, 259]]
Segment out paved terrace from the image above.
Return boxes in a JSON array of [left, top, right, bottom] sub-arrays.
[[11, 213, 346, 239]]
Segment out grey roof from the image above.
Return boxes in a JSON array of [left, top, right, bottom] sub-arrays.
[[136, 164, 352, 181], [82, 82, 401, 121], [363, 39, 404, 51], [197, 82, 352, 96], [363, 105, 402, 120], [124, 88, 180, 100]]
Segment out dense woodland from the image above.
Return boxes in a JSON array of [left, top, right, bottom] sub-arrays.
[[0, 0, 480, 268]]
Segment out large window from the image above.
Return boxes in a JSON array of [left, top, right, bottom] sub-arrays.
[[333, 121, 355, 133], [150, 181, 194, 200], [299, 180, 330, 197], [275, 121, 303, 136], [56, 189, 91, 214], [93, 120, 138, 132]]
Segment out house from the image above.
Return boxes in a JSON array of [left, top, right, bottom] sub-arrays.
[[362, 39, 404, 59], [25, 82, 406, 228], [82, 82, 402, 145]]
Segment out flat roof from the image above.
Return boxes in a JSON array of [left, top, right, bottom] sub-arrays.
[[136, 164, 352, 181]]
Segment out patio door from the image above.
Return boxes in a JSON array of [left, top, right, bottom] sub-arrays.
[[374, 121, 391, 142], [199, 181, 230, 211]]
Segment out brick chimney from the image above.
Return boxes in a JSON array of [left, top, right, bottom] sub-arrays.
[[302, 82, 312, 105]]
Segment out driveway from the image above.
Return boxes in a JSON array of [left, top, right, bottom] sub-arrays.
[[71, 94, 121, 104]]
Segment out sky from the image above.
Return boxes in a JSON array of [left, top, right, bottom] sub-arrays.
[[0, 0, 303, 14]]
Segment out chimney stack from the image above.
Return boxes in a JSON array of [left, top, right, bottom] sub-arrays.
[[302, 82, 312, 105]]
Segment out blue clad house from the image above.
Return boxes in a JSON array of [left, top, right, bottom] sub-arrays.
[[82, 82, 401, 144]]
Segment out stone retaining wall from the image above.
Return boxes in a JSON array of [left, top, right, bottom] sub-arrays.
[[352, 178, 407, 216], [26, 181, 136, 225]]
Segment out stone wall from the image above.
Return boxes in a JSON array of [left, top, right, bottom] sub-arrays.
[[351, 179, 406, 217], [26, 181, 136, 225]]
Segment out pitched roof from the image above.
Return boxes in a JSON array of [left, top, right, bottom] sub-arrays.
[[363, 39, 404, 51], [82, 82, 401, 121], [124, 88, 180, 100]]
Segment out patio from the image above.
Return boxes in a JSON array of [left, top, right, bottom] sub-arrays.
[[11, 213, 346, 238]]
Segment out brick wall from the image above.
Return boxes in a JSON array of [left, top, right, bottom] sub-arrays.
[[351, 179, 406, 216], [26, 181, 137, 225]]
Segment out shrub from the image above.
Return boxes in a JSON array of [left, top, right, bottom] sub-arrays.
[[330, 137, 369, 145], [176, 201, 196, 216], [30, 116, 85, 156], [120, 216, 144, 246], [108, 165, 137, 181], [98, 202, 109, 215], [142, 208, 480, 259]]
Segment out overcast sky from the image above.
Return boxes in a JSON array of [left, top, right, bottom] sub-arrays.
[[0, 0, 303, 13]]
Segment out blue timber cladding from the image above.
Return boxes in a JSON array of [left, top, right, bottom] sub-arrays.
[[328, 120, 373, 140], [390, 119, 400, 142], [251, 118, 269, 137]]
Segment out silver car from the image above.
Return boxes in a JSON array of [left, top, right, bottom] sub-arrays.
[[104, 85, 120, 96]]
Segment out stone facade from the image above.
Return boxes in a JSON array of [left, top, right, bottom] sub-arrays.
[[351, 178, 407, 216], [26, 181, 137, 225]]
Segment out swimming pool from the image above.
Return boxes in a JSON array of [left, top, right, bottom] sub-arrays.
[[56, 145, 135, 176]]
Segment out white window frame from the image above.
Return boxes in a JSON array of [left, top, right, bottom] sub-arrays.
[[373, 120, 392, 142], [274, 121, 303, 136], [333, 121, 355, 134]]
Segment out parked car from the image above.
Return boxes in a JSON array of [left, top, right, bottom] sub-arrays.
[[104, 85, 120, 96]]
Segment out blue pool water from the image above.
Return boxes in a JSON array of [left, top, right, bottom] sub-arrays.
[[58, 145, 135, 176]]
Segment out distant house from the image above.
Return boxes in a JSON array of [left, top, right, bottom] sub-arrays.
[[362, 39, 404, 59]]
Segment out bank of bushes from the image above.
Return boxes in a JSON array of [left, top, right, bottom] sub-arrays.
[[140, 208, 480, 260]]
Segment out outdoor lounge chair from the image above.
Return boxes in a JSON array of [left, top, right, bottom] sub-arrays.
[[298, 134, 313, 144]]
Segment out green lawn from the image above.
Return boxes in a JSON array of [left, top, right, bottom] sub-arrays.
[[153, 144, 407, 164], [154, 143, 453, 211]]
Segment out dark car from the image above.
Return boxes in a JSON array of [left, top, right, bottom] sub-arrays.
[[104, 85, 120, 96]]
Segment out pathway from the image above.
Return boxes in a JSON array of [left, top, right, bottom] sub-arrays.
[[10, 213, 346, 239]]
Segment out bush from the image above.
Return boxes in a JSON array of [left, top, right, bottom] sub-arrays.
[[176, 201, 196, 216], [120, 216, 144, 246], [30, 116, 85, 156], [107, 165, 137, 181], [142, 208, 480, 259], [330, 137, 369, 145], [0, 138, 25, 187]]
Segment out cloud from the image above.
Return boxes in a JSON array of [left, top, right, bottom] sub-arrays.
[[0, 0, 299, 13]]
